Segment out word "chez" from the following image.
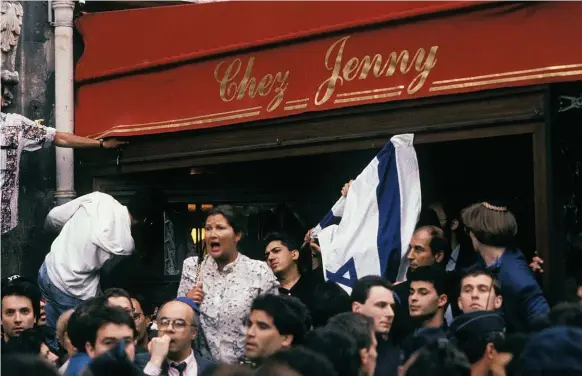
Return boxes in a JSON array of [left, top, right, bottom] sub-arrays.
[[214, 57, 289, 112]]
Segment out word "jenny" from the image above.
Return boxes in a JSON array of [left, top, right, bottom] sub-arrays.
[[213, 35, 438, 110], [315, 36, 439, 106]]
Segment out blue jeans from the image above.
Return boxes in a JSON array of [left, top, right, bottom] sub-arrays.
[[38, 263, 84, 332]]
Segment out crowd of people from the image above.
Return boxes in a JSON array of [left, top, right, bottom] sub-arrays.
[[2, 179, 582, 376]]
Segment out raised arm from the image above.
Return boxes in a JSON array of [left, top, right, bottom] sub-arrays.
[[44, 194, 87, 231], [54, 132, 127, 149]]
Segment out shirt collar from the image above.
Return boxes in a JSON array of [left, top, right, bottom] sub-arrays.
[[209, 252, 241, 274], [485, 250, 506, 270], [168, 349, 196, 369]]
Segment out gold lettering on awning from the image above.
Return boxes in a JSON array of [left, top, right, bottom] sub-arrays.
[[315, 36, 438, 106], [214, 57, 289, 112]]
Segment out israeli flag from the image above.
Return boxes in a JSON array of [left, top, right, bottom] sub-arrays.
[[312, 134, 421, 293]]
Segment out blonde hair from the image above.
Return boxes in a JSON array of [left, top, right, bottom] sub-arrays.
[[461, 202, 517, 247]]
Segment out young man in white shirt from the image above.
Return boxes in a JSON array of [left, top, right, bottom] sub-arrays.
[[38, 189, 165, 331]]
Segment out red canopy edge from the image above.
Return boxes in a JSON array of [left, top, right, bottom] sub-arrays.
[[75, 1, 488, 82], [75, 2, 582, 139]]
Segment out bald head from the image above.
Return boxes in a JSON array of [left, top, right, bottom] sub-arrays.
[[158, 300, 198, 328], [157, 300, 200, 357], [408, 226, 450, 270], [417, 225, 444, 237]]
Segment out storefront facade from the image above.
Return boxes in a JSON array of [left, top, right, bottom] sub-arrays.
[[74, 1, 582, 303]]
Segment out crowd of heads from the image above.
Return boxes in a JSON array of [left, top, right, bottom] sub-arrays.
[[2, 200, 582, 376]]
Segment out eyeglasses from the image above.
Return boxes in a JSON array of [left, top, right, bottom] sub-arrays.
[[157, 318, 195, 331], [133, 312, 143, 321]]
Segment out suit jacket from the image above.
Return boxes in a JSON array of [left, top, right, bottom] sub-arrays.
[[483, 248, 549, 332], [135, 352, 215, 375]]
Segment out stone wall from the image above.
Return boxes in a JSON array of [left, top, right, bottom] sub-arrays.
[[1, 1, 56, 279]]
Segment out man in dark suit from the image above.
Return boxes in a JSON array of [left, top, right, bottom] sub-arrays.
[[141, 298, 213, 376], [391, 226, 450, 345]]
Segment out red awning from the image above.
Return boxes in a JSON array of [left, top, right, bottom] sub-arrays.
[[75, 1, 482, 82], [75, 1, 582, 138]]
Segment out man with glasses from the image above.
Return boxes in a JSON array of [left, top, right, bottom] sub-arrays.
[[143, 297, 213, 376]]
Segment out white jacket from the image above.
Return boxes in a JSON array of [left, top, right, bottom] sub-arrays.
[[44, 192, 134, 299]]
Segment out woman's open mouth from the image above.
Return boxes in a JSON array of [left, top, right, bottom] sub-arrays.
[[209, 241, 221, 252]]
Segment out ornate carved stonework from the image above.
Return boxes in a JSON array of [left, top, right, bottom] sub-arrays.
[[1, 1, 23, 108]]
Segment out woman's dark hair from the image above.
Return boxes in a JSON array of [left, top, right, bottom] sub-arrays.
[[206, 205, 246, 235], [1, 354, 59, 376]]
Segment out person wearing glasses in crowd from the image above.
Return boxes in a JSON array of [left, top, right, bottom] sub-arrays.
[[143, 297, 214, 376]]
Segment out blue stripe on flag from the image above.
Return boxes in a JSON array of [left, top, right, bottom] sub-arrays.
[[318, 210, 342, 230], [376, 142, 402, 282]]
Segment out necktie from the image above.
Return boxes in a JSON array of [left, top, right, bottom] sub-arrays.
[[170, 362, 187, 376]]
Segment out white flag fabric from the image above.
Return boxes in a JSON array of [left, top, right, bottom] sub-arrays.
[[312, 134, 421, 293]]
